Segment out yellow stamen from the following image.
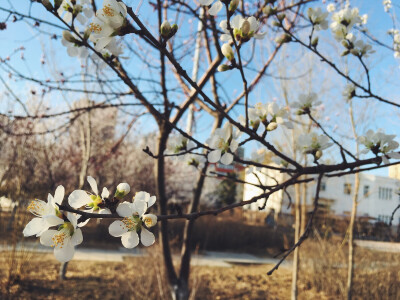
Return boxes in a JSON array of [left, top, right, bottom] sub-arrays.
[[102, 4, 115, 17], [27, 200, 45, 216], [89, 23, 102, 34]]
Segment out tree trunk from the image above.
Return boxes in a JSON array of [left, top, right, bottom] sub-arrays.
[[59, 262, 69, 280], [347, 102, 360, 300], [300, 175, 307, 235], [291, 183, 301, 300], [154, 127, 179, 299], [346, 173, 359, 300]]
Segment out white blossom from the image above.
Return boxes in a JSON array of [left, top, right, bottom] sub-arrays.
[[357, 129, 399, 162], [307, 7, 329, 31], [23, 186, 65, 237], [96, 0, 127, 29], [207, 122, 241, 165], [330, 7, 362, 41], [383, 0, 392, 13], [298, 132, 332, 158], [61, 31, 89, 59], [40, 212, 83, 262], [343, 83, 356, 100], [291, 92, 321, 115], [327, 4, 336, 13], [109, 192, 157, 248], [220, 15, 266, 42], [68, 176, 111, 226], [166, 135, 196, 155]]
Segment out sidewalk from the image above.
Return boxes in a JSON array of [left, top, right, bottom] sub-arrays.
[[0, 242, 289, 268]]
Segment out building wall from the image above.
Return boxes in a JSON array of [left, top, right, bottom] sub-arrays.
[[243, 168, 400, 225]]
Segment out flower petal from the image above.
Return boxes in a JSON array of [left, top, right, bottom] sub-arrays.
[[87, 176, 99, 195], [54, 242, 75, 262], [101, 187, 110, 199], [54, 185, 65, 205], [140, 228, 155, 247], [66, 212, 78, 228], [220, 153, 233, 165], [121, 231, 139, 248], [147, 196, 156, 209], [199, 0, 214, 5], [116, 202, 135, 217], [71, 228, 83, 246], [23, 218, 46, 237], [68, 190, 91, 208], [109, 220, 129, 237], [40, 229, 58, 246], [208, 149, 221, 163], [132, 200, 147, 217], [44, 215, 64, 227], [209, 1, 222, 16]]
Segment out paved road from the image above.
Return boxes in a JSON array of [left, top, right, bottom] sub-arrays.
[[354, 239, 400, 253], [0, 242, 289, 268]]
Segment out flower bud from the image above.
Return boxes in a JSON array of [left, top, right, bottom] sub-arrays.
[[62, 31, 78, 43], [171, 24, 178, 35], [42, 0, 53, 11], [218, 64, 230, 72], [251, 119, 260, 131], [115, 183, 130, 199], [266, 122, 278, 131], [229, 0, 240, 12], [277, 14, 286, 22], [160, 20, 171, 37], [275, 34, 291, 44], [311, 36, 319, 47], [54, 0, 63, 10], [241, 20, 251, 36], [83, 28, 91, 40], [350, 49, 359, 56], [272, 21, 281, 27], [221, 43, 235, 61], [315, 150, 323, 160], [341, 50, 350, 56], [263, 5, 275, 17]]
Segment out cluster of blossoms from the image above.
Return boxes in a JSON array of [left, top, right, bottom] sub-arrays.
[[23, 177, 157, 262], [383, 0, 392, 13], [388, 29, 400, 59], [240, 102, 293, 132], [357, 129, 400, 163], [60, 0, 126, 61], [57, 0, 94, 25]]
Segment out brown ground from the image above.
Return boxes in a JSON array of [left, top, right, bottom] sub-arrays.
[[0, 252, 329, 300]]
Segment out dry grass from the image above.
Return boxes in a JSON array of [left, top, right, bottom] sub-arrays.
[[1, 211, 399, 299], [299, 232, 400, 300]]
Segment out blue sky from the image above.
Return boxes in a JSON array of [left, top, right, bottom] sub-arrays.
[[0, 0, 399, 176]]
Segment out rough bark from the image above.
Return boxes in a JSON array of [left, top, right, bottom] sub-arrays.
[[291, 183, 301, 300]]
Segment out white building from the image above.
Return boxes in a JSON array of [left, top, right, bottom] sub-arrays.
[[243, 168, 400, 225]]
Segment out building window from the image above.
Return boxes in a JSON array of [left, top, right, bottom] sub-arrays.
[[320, 182, 326, 191], [363, 185, 369, 197], [344, 183, 352, 195], [379, 187, 393, 200]]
